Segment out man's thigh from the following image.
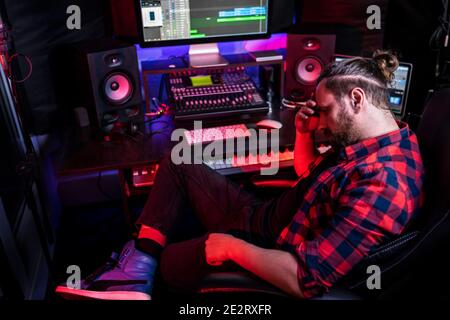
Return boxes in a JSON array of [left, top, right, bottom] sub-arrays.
[[177, 162, 263, 231]]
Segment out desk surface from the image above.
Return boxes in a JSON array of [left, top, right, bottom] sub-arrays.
[[56, 105, 298, 176]]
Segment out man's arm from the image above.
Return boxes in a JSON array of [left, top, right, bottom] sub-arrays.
[[293, 101, 320, 177], [205, 234, 304, 298], [294, 132, 318, 177], [205, 166, 416, 298]]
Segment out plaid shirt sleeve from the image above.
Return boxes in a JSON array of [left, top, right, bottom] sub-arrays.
[[294, 164, 415, 298]]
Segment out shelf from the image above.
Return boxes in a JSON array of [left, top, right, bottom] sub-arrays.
[[141, 52, 285, 74]]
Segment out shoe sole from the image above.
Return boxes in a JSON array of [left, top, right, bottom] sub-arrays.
[[55, 286, 151, 300]]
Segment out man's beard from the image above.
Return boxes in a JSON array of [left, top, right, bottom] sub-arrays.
[[325, 107, 361, 148]]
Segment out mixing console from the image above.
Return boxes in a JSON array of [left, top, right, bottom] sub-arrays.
[[167, 66, 268, 119]]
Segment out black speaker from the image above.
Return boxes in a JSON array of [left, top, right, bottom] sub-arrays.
[[284, 34, 336, 101], [52, 39, 144, 133]]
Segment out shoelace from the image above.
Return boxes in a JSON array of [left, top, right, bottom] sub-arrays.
[[117, 246, 132, 269], [83, 252, 120, 285]]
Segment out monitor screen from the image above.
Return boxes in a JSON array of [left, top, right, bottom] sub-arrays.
[[334, 55, 413, 118], [138, 0, 269, 44]]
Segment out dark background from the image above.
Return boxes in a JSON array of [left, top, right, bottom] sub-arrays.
[[0, 0, 447, 300], [0, 0, 445, 134]]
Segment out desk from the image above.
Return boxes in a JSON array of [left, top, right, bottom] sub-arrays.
[[56, 105, 298, 229], [57, 106, 297, 175]]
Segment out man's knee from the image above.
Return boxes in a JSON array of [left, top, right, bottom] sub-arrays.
[[159, 151, 186, 175], [162, 150, 208, 180]]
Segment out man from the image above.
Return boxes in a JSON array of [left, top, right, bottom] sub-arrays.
[[56, 51, 424, 300]]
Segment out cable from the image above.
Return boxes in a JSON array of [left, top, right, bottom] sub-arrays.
[[147, 119, 170, 131], [7, 53, 33, 83], [143, 119, 172, 140], [168, 52, 189, 66], [429, 0, 450, 78], [157, 73, 166, 102], [144, 97, 171, 122], [281, 98, 307, 110], [429, 4, 449, 50]]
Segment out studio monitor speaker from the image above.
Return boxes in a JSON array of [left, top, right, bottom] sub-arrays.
[[52, 39, 144, 133], [284, 34, 336, 101]]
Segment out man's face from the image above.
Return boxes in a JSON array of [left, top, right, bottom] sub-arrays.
[[315, 81, 362, 147]]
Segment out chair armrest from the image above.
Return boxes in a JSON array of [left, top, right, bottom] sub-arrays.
[[251, 179, 298, 188], [197, 271, 361, 300], [197, 271, 287, 297], [250, 170, 298, 189]]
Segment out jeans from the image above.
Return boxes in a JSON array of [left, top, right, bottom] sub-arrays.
[[136, 153, 314, 291]]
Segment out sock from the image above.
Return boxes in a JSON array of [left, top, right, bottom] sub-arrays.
[[136, 238, 163, 258], [136, 225, 167, 257]]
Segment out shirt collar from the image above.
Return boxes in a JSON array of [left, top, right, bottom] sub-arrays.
[[338, 121, 411, 161]]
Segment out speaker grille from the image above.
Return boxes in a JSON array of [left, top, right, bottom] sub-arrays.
[[284, 34, 336, 101], [295, 57, 323, 85], [103, 72, 133, 105]]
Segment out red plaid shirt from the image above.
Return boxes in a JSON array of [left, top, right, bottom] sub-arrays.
[[277, 122, 425, 298]]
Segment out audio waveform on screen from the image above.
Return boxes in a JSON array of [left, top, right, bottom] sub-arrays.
[[218, 7, 266, 17], [217, 6, 266, 23]]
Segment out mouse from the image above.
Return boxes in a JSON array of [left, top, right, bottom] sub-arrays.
[[256, 119, 283, 130]]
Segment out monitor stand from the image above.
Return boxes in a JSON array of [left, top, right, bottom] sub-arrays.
[[188, 43, 229, 68]]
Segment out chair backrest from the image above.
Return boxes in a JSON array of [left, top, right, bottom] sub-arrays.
[[415, 88, 450, 219], [339, 88, 450, 298]]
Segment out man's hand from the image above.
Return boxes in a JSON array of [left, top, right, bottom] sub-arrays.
[[205, 233, 305, 298], [295, 100, 320, 134], [205, 233, 237, 266]]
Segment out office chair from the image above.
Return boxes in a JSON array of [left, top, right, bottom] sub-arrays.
[[191, 88, 450, 300], [366, 88, 450, 299]]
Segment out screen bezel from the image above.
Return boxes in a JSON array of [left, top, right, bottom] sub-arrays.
[[333, 54, 413, 119], [134, 0, 272, 48]]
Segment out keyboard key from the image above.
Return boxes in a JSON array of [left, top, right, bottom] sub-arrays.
[[203, 150, 295, 174], [184, 124, 251, 145]]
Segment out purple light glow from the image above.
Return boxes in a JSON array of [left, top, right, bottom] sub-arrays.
[[136, 33, 287, 63]]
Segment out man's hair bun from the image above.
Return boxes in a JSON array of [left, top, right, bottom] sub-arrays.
[[372, 50, 399, 83]]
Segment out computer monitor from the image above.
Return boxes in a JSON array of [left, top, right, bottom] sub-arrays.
[[136, 0, 271, 67], [334, 55, 413, 118]]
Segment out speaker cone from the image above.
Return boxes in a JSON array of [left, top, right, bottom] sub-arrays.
[[295, 57, 323, 85], [103, 72, 133, 105]]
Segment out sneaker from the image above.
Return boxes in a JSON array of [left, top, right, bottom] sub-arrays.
[[55, 240, 157, 300]]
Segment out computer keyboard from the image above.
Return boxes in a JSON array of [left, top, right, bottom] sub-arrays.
[[183, 124, 251, 145], [203, 149, 294, 175]]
